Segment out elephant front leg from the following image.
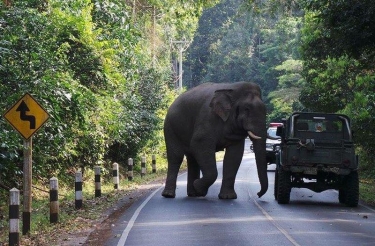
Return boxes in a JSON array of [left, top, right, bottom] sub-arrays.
[[186, 154, 201, 197], [191, 151, 218, 197], [219, 141, 244, 199]]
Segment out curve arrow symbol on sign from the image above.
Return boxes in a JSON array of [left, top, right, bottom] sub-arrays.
[[16, 100, 36, 129]]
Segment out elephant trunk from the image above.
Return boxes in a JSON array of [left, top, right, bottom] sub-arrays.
[[251, 137, 268, 198]]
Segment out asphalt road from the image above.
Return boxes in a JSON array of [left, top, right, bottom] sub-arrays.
[[105, 141, 375, 246]]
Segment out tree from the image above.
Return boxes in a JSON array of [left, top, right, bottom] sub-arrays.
[[184, 0, 241, 88], [299, 0, 375, 174], [0, 0, 217, 193]]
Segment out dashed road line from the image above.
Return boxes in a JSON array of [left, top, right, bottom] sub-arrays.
[[248, 189, 301, 246]]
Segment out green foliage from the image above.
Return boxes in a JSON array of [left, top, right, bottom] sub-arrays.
[[184, 0, 242, 88], [341, 74, 375, 177], [245, 0, 375, 180], [299, 0, 375, 62], [203, 11, 257, 83], [185, 0, 303, 126], [0, 0, 210, 202], [268, 58, 305, 122], [300, 55, 358, 112], [299, 0, 375, 176]]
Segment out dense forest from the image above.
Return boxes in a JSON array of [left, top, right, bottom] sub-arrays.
[[184, 0, 375, 178], [0, 0, 217, 196], [1, 0, 375, 201]]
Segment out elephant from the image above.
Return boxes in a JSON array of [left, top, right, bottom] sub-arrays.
[[161, 82, 268, 199]]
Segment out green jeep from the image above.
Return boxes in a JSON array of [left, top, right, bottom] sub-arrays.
[[274, 112, 359, 207]]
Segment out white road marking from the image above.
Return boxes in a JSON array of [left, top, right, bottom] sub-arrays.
[[244, 149, 300, 246], [249, 190, 301, 246], [117, 186, 163, 246]]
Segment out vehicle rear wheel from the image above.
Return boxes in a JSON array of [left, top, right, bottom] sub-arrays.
[[277, 168, 291, 204], [343, 171, 359, 207], [274, 171, 278, 200], [338, 188, 346, 204]]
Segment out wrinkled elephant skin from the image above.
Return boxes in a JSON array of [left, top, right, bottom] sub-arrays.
[[162, 82, 268, 199]]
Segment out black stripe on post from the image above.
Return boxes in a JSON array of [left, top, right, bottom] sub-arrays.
[[9, 205, 19, 218], [95, 166, 101, 198], [75, 172, 83, 209], [22, 212, 30, 235], [50, 190, 58, 201], [9, 188, 19, 246], [75, 181, 82, 191]]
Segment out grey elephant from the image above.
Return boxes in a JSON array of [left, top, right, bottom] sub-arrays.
[[162, 82, 268, 199]]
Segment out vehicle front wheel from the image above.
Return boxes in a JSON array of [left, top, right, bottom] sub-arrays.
[[277, 168, 291, 204]]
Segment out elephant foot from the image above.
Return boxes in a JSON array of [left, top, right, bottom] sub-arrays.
[[187, 188, 206, 197], [187, 187, 199, 197], [162, 188, 176, 198], [193, 179, 208, 197], [218, 190, 237, 199], [187, 192, 199, 197]]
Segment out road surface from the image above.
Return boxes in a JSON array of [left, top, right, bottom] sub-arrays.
[[105, 140, 375, 246]]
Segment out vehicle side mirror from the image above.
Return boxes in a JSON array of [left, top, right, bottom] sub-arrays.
[[276, 126, 283, 137]]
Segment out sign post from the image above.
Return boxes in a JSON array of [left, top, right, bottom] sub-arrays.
[[22, 138, 32, 235], [3, 93, 49, 235]]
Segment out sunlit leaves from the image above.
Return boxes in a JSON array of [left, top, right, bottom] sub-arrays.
[[0, 0, 196, 192]]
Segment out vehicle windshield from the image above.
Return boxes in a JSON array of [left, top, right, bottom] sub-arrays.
[[267, 127, 280, 139], [291, 114, 352, 140], [295, 119, 343, 132]]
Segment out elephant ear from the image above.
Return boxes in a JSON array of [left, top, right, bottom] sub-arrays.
[[209, 89, 234, 122]]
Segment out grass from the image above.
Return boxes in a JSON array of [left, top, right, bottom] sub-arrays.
[[359, 178, 375, 206], [0, 161, 171, 245]]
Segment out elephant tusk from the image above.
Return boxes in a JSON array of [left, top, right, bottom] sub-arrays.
[[248, 131, 261, 140]]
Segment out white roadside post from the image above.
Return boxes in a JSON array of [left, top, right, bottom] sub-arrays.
[[9, 188, 20, 246], [49, 177, 59, 223], [113, 162, 119, 189]]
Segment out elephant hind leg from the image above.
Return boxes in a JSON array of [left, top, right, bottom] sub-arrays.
[[162, 152, 184, 198], [162, 135, 185, 198]]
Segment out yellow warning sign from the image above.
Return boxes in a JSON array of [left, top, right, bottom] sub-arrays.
[[3, 93, 50, 140]]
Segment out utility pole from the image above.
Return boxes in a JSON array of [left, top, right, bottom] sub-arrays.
[[172, 40, 190, 91]]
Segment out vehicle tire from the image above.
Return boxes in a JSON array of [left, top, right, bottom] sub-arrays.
[[274, 170, 278, 200], [270, 155, 276, 164], [338, 188, 346, 204], [277, 169, 291, 204], [344, 171, 359, 207]]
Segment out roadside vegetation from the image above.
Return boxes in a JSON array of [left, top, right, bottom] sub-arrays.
[[1, 0, 375, 244], [184, 0, 375, 202], [0, 164, 169, 245], [0, 0, 216, 243]]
